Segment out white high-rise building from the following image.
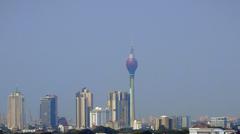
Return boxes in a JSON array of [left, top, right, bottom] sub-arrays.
[[7, 90, 25, 130], [210, 117, 227, 128], [133, 120, 142, 130], [181, 116, 191, 128], [90, 107, 111, 128], [177, 116, 191, 129], [76, 88, 93, 129]]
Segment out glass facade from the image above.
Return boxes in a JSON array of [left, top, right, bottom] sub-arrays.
[[40, 95, 57, 128]]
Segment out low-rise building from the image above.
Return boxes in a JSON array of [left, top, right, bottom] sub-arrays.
[[58, 125, 69, 133], [189, 128, 235, 134]]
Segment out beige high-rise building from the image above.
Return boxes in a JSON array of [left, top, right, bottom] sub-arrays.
[[107, 91, 130, 129], [107, 91, 118, 122], [154, 118, 160, 130], [160, 116, 170, 129], [76, 88, 93, 129], [7, 90, 25, 130], [155, 116, 171, 130]]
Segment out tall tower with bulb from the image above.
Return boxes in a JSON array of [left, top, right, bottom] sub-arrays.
[[126, 47, 138, 127]]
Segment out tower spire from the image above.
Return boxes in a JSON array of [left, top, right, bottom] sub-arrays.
[[130, 39, 135, 53], [130, 46, 134, 54]]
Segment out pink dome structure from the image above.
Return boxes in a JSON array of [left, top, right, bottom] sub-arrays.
[[126, 48, 138, 75]]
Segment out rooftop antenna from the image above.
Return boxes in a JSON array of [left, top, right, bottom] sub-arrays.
[[15, 83, 20, 92]]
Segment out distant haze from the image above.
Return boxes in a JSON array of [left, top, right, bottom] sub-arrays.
[[0, 0, 240, 121]]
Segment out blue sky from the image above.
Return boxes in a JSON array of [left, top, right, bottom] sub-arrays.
[[0, 0, 240, 122]]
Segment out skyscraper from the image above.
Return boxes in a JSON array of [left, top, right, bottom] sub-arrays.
[[90, 107, 111, 128], [176, 116, 191, 129], [126, 47, 138, 127], [154, 116, 172, 130], [107, 91, 130, 128], [181, 116, 191, 129], [170, 116, 178, 130], [7, 90, 25, 130], [160, 116, 170, 129], [40, 95, 58, 128], [76, 87, 93, 129], [210, 117, 227, 128]]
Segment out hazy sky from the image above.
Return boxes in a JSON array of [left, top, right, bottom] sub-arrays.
[[0, 0, 240, 122]]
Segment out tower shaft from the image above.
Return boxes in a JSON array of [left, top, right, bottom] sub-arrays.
[[130, 75, 135, 127]]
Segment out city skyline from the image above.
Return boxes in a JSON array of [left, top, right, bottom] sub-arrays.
[[0, 0, 240, 122]]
